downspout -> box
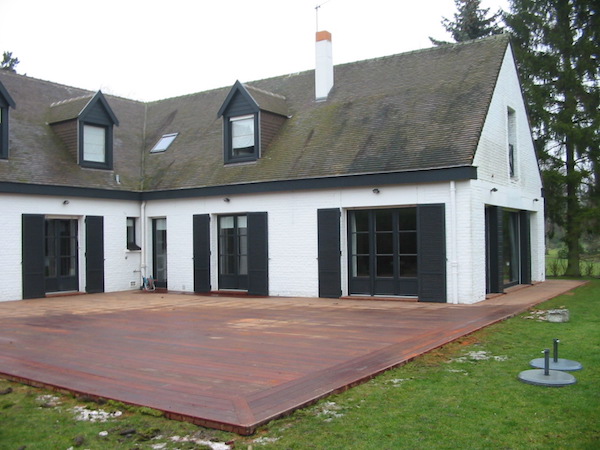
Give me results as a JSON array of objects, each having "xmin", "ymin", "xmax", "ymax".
[
  {"xmin": 449, "ymin": 181, "xmax": 459, "ymax": 304},
  {"xmin": 140, "ymin": 200, "xmax": 147, "ymax": 282}
]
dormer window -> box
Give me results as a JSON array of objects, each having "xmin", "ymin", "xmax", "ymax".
[
  {"xmin": 218, "ymin": 81, "xmax": 288, "ymax": 165},
  {"xmin": 0, "ymin": 80, "xmax": 16, "ymax": 160},
  {"xmin": 0, "ymin": 104, "xmax": 8, "ymax": 160},
  {"xmin": 49, "ymin": 91, "xmax": 118, "ymax": 170},
  {"xmin": 231, "ymin": 115, "xmax": 256, "ymax": 158}
]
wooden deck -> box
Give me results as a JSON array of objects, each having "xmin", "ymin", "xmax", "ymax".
[{"xmin": 0, "ymin": 280, "xmax": 584, "ymax": 435}]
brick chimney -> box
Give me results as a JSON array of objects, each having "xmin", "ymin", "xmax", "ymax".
[{"xmin": 315, "ymin": 30, "xmax": 333, "ymax": 101}]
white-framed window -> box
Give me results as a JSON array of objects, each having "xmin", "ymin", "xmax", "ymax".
[{"xmin": 83, "ymin": 124, "xmax": 106, "ymax": 163}]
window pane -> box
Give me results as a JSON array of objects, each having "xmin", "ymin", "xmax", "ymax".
[
  {"xmin": 239, "ymin": 255, "xmax": 248, "ymax": 275},
  {"xmin": 377, "ymin": 256, "xmax": 393, "ymax": 277},
  {"xmin": 399, "ymin": 231, "xmax": 417, "ymax": 254},
  {"xmin": 399, "ymin": 256, "xmax": 418, "ymax": 277},
  {"xmin": 83, "ymin": 125, "xmax": 106, "ymax": 162},
  {"xmin": 237, "ymin": 215, "xmax": 247, "ymax": 229},
  {"xmin": 151, "ymin": 133, "xmax": 178, "ymax": 153},
  {"xmin": 376, "ymin": 232, "xmax": 393, "ymax": 255},
  {"xmin": 398, "ymin": 208, "xmax": 417, "ymax": 230},
  {"xmin": 232, "ymin": 117, "xmax": 254, "ymax": 155},
  {"xmin": 220, "ymin": 216, "xmax": 234, "ymax": 229},
  {"xmin": 352, "ymin": 255, "xmax": 370, "ymax": 277},
  {"xmin": 355, "ymin": 233, "xmax": 370, "ymax": 254},
  {"xmin": 375, "ymin": 210, "xmax": 393, "ymax": 231},
  {"xmin": 351, "ymin": 211, "xmax": 369, "ymax": 232}
]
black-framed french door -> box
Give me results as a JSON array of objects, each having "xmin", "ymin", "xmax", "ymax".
[
  {"xmin": 218, "ymin": 215, "xmax": 248, "ymax": 290},
  {"xmin": 486, "ymin": 206, "xmax": 532, "ymax": 293},
  {"xmin": 44, "ymin": 219, "xmax": 79, "ymax": 293},
  {"xmin": 152, "ymin": 218, "xmax": 167, "ymax": 288},
  {"xmin": 348, "ymin": 208, "xmax": 418, "ymax": 296}
]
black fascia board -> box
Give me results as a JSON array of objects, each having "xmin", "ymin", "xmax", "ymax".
[
  {"xmin": 0, "ymin": 182, "xmax": 141, "ymax": 200},
  {"xmin": 141, "ymin": 166, "xmax": 478, "ymax": 200},
  {"xmin": 0, "ymin": 166, "xmax": 477, "ymax": 202}
]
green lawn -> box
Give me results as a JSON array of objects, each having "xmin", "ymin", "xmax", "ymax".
[{"xmin": 1, "ymin": 280, "xmax": 599, "ymax": 449}]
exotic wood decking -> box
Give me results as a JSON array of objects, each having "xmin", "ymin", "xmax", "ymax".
[{"xmin": 0, "ymin": 280, "xmax": 584, "ymax": 435}]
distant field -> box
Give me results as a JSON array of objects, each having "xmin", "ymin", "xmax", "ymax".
[{"xmin": 546, "ymin": 248, "xmax": 600, "ymax": 277}]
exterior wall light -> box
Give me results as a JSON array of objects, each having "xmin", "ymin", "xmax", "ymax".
[
  {"xmin": 372, "ymin": 188, "xmax": 380, "ymax": 194},
  {"xmin": 224, "ymin": 197, "xmax": 230, "ymax": 202},
  {"xmin": 63, "ymin": 200, "xmax": 70, "ymax": 205},
  {"xmin": 490, "ymin": 187, "xmax": 498, "ymax": 192}
]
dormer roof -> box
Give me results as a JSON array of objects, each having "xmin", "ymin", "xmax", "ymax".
[
  {"xmin": 48, "ymin": 91, "xmax": 119, "ymax": 125},
  {"xmin": 0, "ymin": 80, "xmax": 16, "ymax": 108},
  {"xmin": 217, "ymin": 80, "xmax": 288, "ymax": 118}
]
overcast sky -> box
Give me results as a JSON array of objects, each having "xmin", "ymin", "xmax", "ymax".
[{"xmin": 1, "ymin": 0, "xmax": 509, "ymax": 102}]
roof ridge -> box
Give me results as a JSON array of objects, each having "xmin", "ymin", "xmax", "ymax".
[
  {"xmin": 49, "ymin": 94, "xmax": 94, "ymax": 108},
  {"xmin": 244, "ymin": 83, "xmax": 286, "ymax": 101},
  {"xmin": 334, "ymin": 33, "xmax": 510, "ymax": 70}
]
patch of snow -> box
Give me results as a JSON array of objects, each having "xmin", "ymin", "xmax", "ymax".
[
  {"xmin": 71, "ymin": 406, "xmax": 122, "ymax": 422},
  {"xmin": 447, "ymin": 369, "xmax": 469, "ymax": 375},
  {"xmin": 523, "ymin": 310, "xmax": 548, "ymax": 321},
  {"xmin": 98, "ymin": 431, "xmax": 109, "ymax": 437},
  {"xmin": 170, "ymin": 435, "xmax": 230, "ymax": 450},
  {"xmin": 450, "ymin": 350, "xmax": 508, "ymax": 363},
  {"xmin": 315, "ymin": 401, "xmax": 345, "ymax": 422},
  {"xmin": 36, "ymin": 395, "xmax": 61, "ymax": 407},
  {"xmin": 253, "ymin": 436, "xmax": 281, "ymax": 444},
  {"xmin": 389, "ymin": 378, "xmax": 410, "ymax": 385},
  {"xmin": 151, "ymin": 444, "xmax": 167, "ymax": 450}
]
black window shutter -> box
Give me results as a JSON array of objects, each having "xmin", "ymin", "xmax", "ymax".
[
  {"xmin": 193, "ymin": 214, "xmax": 211, "ymax": 293},
  {"xmin": 317, "ymin": 208, "xmax": 341, "ymax": 298},
  {"xmin": 417, "ymin": 204, "xmax": 447, "ymax": 303},
  {"xmin": 519, "ymin": 210, "xmax": 531, "ymax": 284},
  {"xmin": 486, "ymin": 206, "xmax": 503, "ymax": 293},
  {"xmin": 247, "ymin": 212, "xmax": 268, "ymax": 296},
  {"xmin": 22, "ymin": 214, "xmax": 45, "ymax": 299},
  {"xmin": 85, "ymin": 216, "xmax": 105, "ymax": 293}
]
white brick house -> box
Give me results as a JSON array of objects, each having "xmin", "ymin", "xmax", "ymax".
[{"xmin": 0, "ymin": 34, "xmax": 544, "ymax": 304}]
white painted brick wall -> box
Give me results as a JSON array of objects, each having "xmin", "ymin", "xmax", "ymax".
[
  {"xmin": 472, "ymin": 45, "xmax": 545, "ymax": 294},
  {"xmin": 0, "ymin": 194, "xmax": 141, "ymax": 302}
]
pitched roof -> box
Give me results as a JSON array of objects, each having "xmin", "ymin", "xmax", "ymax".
[
  {"xmin": 143, "ymin": 35, "xmax": 509, "ymax": 191},
  {"xmin": 0, "ymin": 72, "xmax": 144, "ymax": 191},
  {"xmin": 0, "ymin": 35, "xmax": 510, "ymax": 193}
]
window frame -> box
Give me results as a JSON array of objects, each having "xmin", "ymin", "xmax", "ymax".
[
  {"xmin": 126, "ymin": 217, "xmax": 141, "ymax": 251},
  {"xmin": 224, "ymin": 113, "xmax": 259, "ymax": 164},
  {"xmin": 507, "ymin": 107, "xmax": 517, "ymax": 178},
  {"xmin": 79, "ymin": 121, "xmax": 113, "ymax": 170}
]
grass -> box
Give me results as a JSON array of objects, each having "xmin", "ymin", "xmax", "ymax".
[
  {"xmin": 546, "ymin": 248, "xmax": 600, "ymax": 277},
  {"xmin": 1, "ymin": 280, "xmax": 599, "ymax": 449}
]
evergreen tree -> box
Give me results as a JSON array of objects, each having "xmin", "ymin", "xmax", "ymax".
[
  {"xmin": 1, "ymin": 51, "xmax": 20, "ymax": 73},
  {"xmin": 506, "ymin": 0, "xmax": 600, "ymax": 276},
  {"xmin": 430, "ymin": 0, "xmax": 503, "ymax": 45}
]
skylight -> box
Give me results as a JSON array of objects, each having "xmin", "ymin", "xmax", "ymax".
[{"xmin": 151, "ymin": 132, "xmax": 178, "ymax": 153}]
